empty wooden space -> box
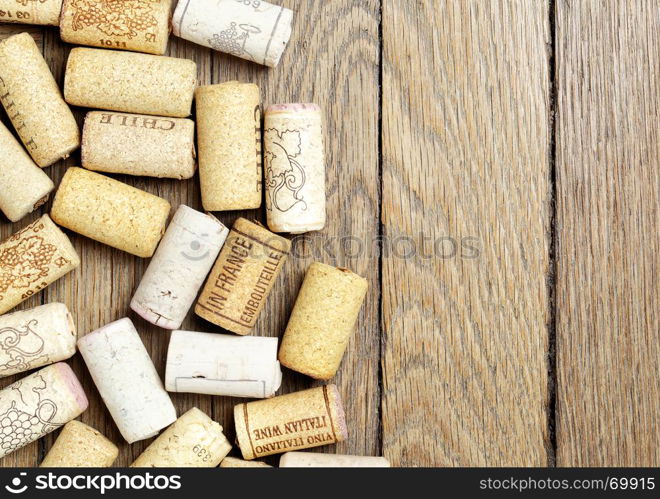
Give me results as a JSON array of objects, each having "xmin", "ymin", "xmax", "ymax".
[{"xmin": 0, "ymin": 0, "xmax": 657, "ymax": 467}]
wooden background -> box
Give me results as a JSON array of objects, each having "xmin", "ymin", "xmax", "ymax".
[{"xmin": 0, "ymin": 0, "xmax": 657, "ymax": 467}]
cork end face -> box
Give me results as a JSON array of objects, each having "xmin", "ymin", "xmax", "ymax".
[
  {"xmin": 60, "ymin": 303, "xmax": 78, "ymax": 349},
  {"xmin": 130, "ymin": 299, "xmax": 180, "ymax": 330},
  {"xmin": 233, "ymin": 217, "xmax": 292, "ymax": 253},
  {"xmin": 52, "ymin": 362, "xmax": 89, "ymax": 414},
  {"xmin": 233, "ymin": 403, "xmax": 253, "ymax": 460},
  {"xmin": 327, "ymin": 384, "xmax": 348, "ymax": 442},
  {"xmin": 79, "ymin": 317, "xmax": 135, "ymax": 347},
  {"xmin": 0, "ymin": 32, "xmax": 35, "ymax": 51},
  {"xmin": 265, "ymin": 8, "xmax": 294, "ymax": 68}
]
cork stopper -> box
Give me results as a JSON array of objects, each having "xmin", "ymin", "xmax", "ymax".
[
  {"xmin": 0, "ymin": 33, "xmax": 80, "ymax": 167},
  {"xmin": 60, "ymin": 0, "xmax": 171, "ymax": 55},
  {"xmin": 0, "ymin": 215, "xmax": 80, "ymax": 315},
  {"xmin": 233, "ymin": 385, "xmax": 348, "ymax": 460},
  {"xmin": 40, "ymin": 420, "xmax": 118, "ymax": 468},
  {"xmin": 64, "ymin": 48, "xmax": 197, "ymax": 118},
  {"xmin": 195, "ymin": 218, "xmax": 291, "ymax": 335},
  {"xmin": 196, "ymin": 82, "xmax": 262, "ymax": 211},
  {"xmin": 278, "ymin": 262, "xmax": 368, "ymax": 379},
  {"xmin": 51, "ymin": 167, "xmax": 171, "ymax": 258}
]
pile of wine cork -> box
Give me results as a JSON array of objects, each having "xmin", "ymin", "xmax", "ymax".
[{"xmin": 0, "ymin": 0, "xmax": 389, "ymax": 469}]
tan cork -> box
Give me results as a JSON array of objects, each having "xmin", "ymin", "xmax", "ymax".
[
  {"xmin": 51, "ymin": 167, "xmax": 171, "ymax": 258},
  {"xmin": 64, "ymin": 47, "xmax": 197, "ymax": 118},
  {"xmin": 0, "ymin": 215, "xmax": 80, "ymax": 315},
  {"xmin": 234, "ymin": 385, "xmax": 348, "ymax": 460},
  {"xmin": 0, "ymin": 33, "xmax": 80, "ymax": 167},
  {"xmin": 60, "ymin": 0, "xmax": 171, "ymax": 55},
  {"xmin": 40, "ymin": 420, "xmax": 118, "ymax": 467},
  {"xmin": 195, "ymin": 218, "xmax": 290, "ymax": 335},
  {"xmin": 196, "ymin": 82, "xmax": 262, "ymax": 211},
  {"xmin": 0, "ymin": 121, "xmax": 54, "ymax": 222},
  {"xmin": 278, "ymin": 263, "xmax": 368, "ymax": 380},
  {"xmin": 131, "ymin": 408, "xmax": 231, "ymax": 467},
  {"xmin": 265, "ymin": 104, "xmax": 326, "ymax": 233},
  {"xmin": 81, "ymin": 111, "xmax": 196, "ymax": 179},
  {"xmin": 0, "ymin": 0, "xmax": 63, "ymax": 26}
]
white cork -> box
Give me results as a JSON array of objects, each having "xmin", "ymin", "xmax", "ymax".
[
  {"xmin": 279, "ymin": 452, "xmax": 391, "ymax": 468},
  {"xmin": 131, "ymin": 205, "xmax": 228, "ymax": 330},
  {"xmin": 0, "ymin": 303, "xmax": 76, "ymax": 379},
  {"xmin": 0, "ymin": 121, "xmax": 54, "ymax": 222},
  {"xmin": 131, "ymin": 407, "xmax": 231, "ymax": 467},
  {"xmin": 172, "ymin": 0, "xmax": 293, "ymax": 68},
  {"xmin": 165, "ymin": 330, "xmax": 282, "ymax": 399},
  {"xmin": 265, "ymin": 104, "xmax": 326, "ymax": 233},
  {"xmin": 0, "ymin": 363, "xmax": 88, "ymax": 459},
  {"xmin": 77, "ymin": 318, "xmax": 176, "ymax": 444}
]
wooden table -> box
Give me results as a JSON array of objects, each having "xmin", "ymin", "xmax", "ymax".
[{"xmin": 0, "ymin": 0, "xmax": 657, "ymax": 467}]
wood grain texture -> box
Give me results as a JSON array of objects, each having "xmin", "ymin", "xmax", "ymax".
[
  {"xmin": 381, "ymin": 0, "xmax": 552, "ymax": 466},
  {"xmin": 555, "ymin": 0, "xmax": 659, "ymax": 466},
  {"xmin": 0, "ymin": 0, "xmax": 380, "ymax": 467}
]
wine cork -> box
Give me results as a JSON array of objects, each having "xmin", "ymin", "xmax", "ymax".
[
  {"xmin": 40, "ymin": 420, "xmax": 118, "ymax": 467},
  {"xmin": 280, "ymin": 452, "xmax": 391, "ymax": 468},
  {"xmin": 60, "ymin": 0, "xmax": 171, "ymax": 55},
  {"xmin": 196, "ymin": 82, "xmax": 261, "ymax": 211},
  {"xmin": 0, "ymin": 303, "xmax": 76, "ymax": 379},
  {"xmin": 265, "ymin": 104, "xmax": 326, "ymax": 233},
  {"xmin": 0, "ymin": 33, "xmax": 80, "ymax": 167},
  {"xmin": 165, "ymin": 330, "xmax": 282, "ymax": 398},
  {"xmin": 0, "ymin": 215, "xmax": 80, "ymax": 315},
  {"xmin": 81, "ymin": 111, "xmax": 196, "ymax": 179},
  {"xmin": 172, "ymin": 0, "xmax": 293, "ymax": 68},
  {"xmin": 279, "ymin": 263, "xmax": 368, "ymax": 380},
  {"xmin": 0, "ymin": 363, "xmax": 88, "ymax": 459},
  {"xmin": 131, "ymin": 206, "xmax": 228, "ymax": 330},
  {"xmin": 51, "ymin": 167, "xmax": 171, "ymax": 258},
  {"xmin": 195, "ymin": 218, "xmax": 290, "ymax": 335},
  {"xmin": 0, "ymin": 121, "xmax": 54, "ymax": 222},
  {"xmin": 220, "ymin": 457, "xmax": 271, "ymax": 468},
  {"xmin": 0, "ymin": 0, "xmax": 63, "ymax": 25},
  {"xmin": 77, "ymin": 318, "xmax": 176, "ymax": 443},
  {"xmin": 64, "ymin": 48, "xmax": 197, "ymax": 118},
  {"xmin": 234, "ymin": 385, "xmax": 347, "ymax": 460},
  {"xmin": 131, "ymin": 408, "xmax": 231, "ymax": 467}
]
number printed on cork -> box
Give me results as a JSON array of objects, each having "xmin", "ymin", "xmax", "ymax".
[{"xmin": 0, "ymin": 0, "xmax": 64, "ymax": 26}]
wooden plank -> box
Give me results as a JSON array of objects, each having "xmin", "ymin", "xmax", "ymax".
[
  {"xmin": 555, "ymin": 0, "xmax": 659, "ymax": 466},
  {"xmin": 1, "ymin": 0, "xmax": 381, "ymax": 466},
  {"xmin": 208, "ymin": 0, "xmax": 382, "ymax": 460},
  {"xmin": 381, "ymin": 0, "xmax": 552, "ymax": 466}
]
